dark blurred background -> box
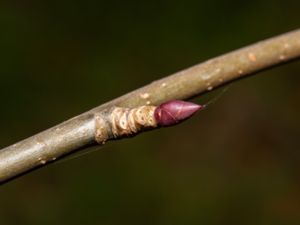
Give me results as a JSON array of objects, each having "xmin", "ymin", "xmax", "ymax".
[{"xmin": 1, "ymin": 0, "xmax": 300, "ymax": 224}]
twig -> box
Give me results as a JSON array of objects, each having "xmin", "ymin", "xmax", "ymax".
[{"xmin": 1, "ymin": 29, "xmax": 300, "ymax": 184}]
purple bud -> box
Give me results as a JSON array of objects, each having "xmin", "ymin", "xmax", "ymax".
[{"xmin": 154, "ymin": 100, "xmax": 203, "ymax": 127}]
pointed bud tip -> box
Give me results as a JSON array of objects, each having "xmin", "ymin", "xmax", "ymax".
[{"xmin": 154, "ymin": 100, "xmax": 204, "ymax": 127}]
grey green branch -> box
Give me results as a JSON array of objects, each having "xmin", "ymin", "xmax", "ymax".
[{"xmin": 1, "ymin": 29, "xmax": 300, "ymax": 184}]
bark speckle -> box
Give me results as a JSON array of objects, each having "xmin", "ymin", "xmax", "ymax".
[
  {"xmin": 140, "ymin": 93, "xmax": 150, "ymax": 99},
  {"xmin": 201, "ymin": 74, "xmax": 211, "ymax": 80},
  {"xmin": 38, "ymin": 157, "xmax": 46, "ymax": 165},
  {"xmin": 279, "ymin": 55, "xmax": 286, "ymax": 61},
  {"xmin": 248, "ymin": 52, "xmax": 257, "ymax": 62}
]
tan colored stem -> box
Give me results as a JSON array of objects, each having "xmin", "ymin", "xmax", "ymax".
[
  {"xmin": 1, "ymin": 29, "xmax": 300, "ymax": 184},
  {"xmin": 95, "ymin": 106, "xmax": 157, "ymax": 144}
]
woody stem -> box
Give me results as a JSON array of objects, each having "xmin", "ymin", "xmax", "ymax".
[{"xmin": 1, "ymin": 29, "xmax": 300, "ymax": 184}]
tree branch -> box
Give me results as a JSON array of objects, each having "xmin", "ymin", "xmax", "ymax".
[{"xmin": 1, "ymin": 29, "xmax": 300, "ymax": 184}]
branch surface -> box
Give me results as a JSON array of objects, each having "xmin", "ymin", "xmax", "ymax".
[{"xmin": 1, "ymin": 29, "xmax": 300, "ymax": 183}]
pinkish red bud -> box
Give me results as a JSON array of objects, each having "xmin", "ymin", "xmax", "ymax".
[{"xmin": 154, "ymin": 100, "xmax": 203, "ymax": 127}]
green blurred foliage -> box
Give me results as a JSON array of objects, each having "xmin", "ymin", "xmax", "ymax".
[{"xmin": 1, "ymin": 0, "xmax": 300, "ymax": 224}]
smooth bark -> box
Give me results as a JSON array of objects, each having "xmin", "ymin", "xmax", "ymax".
[{"xmin": 1, "ymin": 29, "xmax": 300, "ymax": 184}]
